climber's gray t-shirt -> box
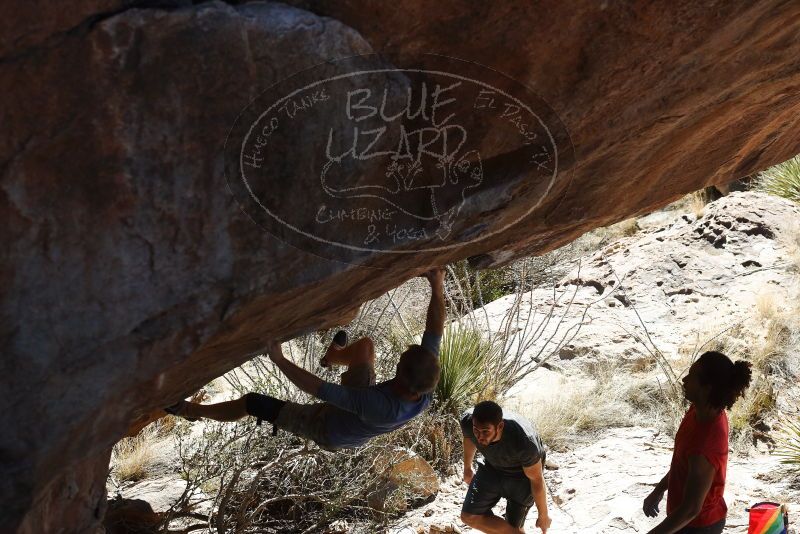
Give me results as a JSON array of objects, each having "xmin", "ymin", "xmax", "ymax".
[
  {"xmin": 316, "ymin": 331, "xmax": 441, "ymax": 448},
  {"xmin": 460, "ymin": 408, "xmax": 545, "ymax": 475}
]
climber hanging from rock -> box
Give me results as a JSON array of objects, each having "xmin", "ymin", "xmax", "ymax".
[{"xmin": 165, "ymin": 268, "xmax": 445, "ymax": 450}]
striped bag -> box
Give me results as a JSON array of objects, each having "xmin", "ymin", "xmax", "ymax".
[{"xmin": 748, "ymin": 502, "xmax": 789, "ymax": 534}]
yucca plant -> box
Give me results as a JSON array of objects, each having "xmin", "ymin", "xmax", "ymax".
[
  {"xmin": 434, "ymin": 322, "xmax": 503, "ymax": 414},
  {"xmin": 757, "ymin": 155, "xmax": 800, "ymax": 204},
  {"xmin": 775, "ymin": 417, "xmax": 800, "ymax": 467}
]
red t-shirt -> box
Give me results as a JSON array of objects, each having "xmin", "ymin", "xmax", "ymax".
[{"xmin": 667, "ymin": 405, "xmax": 729, "ymax": 527}]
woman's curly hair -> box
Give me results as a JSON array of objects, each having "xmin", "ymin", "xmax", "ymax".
[{"xmin": 696, "ymin": 351, "xmax": 752, "ymax": 410}]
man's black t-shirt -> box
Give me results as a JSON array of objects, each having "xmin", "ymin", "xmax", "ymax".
[{"xmin": 460, "ymin": 408, "xmax": 545, "ymax": 475}]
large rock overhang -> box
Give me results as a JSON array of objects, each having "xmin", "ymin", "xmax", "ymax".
[{"xmin": 1, "ymin": 1, "xmax": 799, "ymax": 531}]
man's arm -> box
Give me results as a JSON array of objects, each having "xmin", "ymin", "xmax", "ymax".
[
  {"xmin": 646, "ymin": 456, "xmax": 715, "ymax": 534},
  {"xmin": 523, "ymin": 460, "xmax": 551, "ymax": 533},
  {"xmin": 463, "ymin": 437, "xmax": 477, "ymax": 484},
  {"xmin": 266, "ymin": 341, "xmax": 323, "ymax": 397},
  {"xmin": 422, "ymin": 268, "xmax": 445, "ymax": 336}
]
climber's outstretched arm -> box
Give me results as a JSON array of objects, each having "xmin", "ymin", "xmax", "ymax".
[
  {"xmin": 422, "ymin": 268, "xmax": 446, "ymax": 336},
  {"xmin": 266, "ymin": 340, "xmax": 323, "ymax": 396}
]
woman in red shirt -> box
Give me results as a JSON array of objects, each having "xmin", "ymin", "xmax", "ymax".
[{"xmin": 643, "ymin": 351, "xmax": 752, "ymax": 534}]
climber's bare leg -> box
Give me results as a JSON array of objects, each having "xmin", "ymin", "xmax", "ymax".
[{"xmin": 322, "ymin": 337, "xmax": 375, "ymax": 368}]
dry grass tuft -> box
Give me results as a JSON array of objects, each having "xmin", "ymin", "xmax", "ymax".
[
  {"xmin": 779, "ymin": 221, "xmax": 800, "ymax": 273},
  {"xmin": 751, "ymin": 292, "xmax": 799, "ymax": 378},
  {"xmin": 666, "ymin": 190, "xmax": 708, "ymax": 218},
  {"xmin": 612, "ymin": 218, "xmax": 640, "ymax": 237},
  {"xmin": 593, "ymin": 218, "xmax": 640, "ymax": 244},
  {"xmin": 689, "ymin": 191, "xmax": 707, "ymax": 218},
  {"xmin": 623, "ymin": 358, "xmax": 692, "ymax": 437},
  {"xmin": 730, "ymin": 380, "xmax": 776, "ymax": 433},
  {"xmin": 756, "ymin": 292, "xmax": 779, "ymax": 321},
  {"xmin": 157, "ymin": 414, "xmax": 178, "ymax": 435},
  {"xmin": 111, "ymin": 424, "xmax": 160, "ymax": 483},
  {"xmin": 517, "ymin": 366, "xmax": 637, "ymax": 450}
]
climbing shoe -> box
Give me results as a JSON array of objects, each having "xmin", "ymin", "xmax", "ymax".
[
  {"xmin": 320, "ymin": 330, "xmax": 348, "ymax": 368},
  {"xmin": 332, "ymin": 330, "xmax": 348, "ymax": 348}
]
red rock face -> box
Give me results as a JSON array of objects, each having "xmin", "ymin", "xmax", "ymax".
[{"xmin": 1, "ymin": 1, "xmax": 799, "ymax": 531}]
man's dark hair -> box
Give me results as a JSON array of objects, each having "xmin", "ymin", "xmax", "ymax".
[
  {"xmin": 696, "ymin": 351, "xmax": 752, "ymax": 410},
  {"xmin": 473, "ymin": 400, "xmax": 503, "ymax": 425},
  {"xmin": 397, "ymin": 345, "xmax": 441, "ymax": 394}
]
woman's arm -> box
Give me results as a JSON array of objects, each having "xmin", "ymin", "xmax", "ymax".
[
  {"xmin": 646, "ymin": 455, "xmax": 716, "ymax": 534},
  {"xmin": 643, "ymin": 471, "xmax": 669, "ymax": 517}
]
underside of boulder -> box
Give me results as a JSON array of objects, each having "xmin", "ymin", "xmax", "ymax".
[{"xmin": 2, "ymin": 1, "xmax": 799, "ymax": 531}]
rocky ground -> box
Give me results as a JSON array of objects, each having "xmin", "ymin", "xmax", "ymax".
[
  {"xmin": 394, "ymin": 427, "xmax": 799, "ymax": 533},
  {"xmin": 110, "ymin": 192, "xmax": 800, "ymax": 533}
]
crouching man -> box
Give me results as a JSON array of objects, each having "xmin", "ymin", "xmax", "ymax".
[{"xmin": 460, "ymin": 401, "xmax": 551, "ymax": 534}]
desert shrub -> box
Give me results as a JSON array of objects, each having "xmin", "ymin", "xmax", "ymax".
[
  {"xmin": 110, "ymin": 424, "xmax": 160, "ymax": 483},
  {"xmin": 757, "ymin": 154, "xmax": 800, "ymax": 204},
  {"xmin": 730, "ymin": 379, "xmax": 776, "ymax": 433},
  {"xmin": 455, "ymin": 258, "xmax": 600, "ymax": 398},
  {"xmin": 621, "ymin": 374, "xmax": 685, "ymax": 436},
  {"xmin": 584, "ymin": 358, "xmax": 688, "ymax": 436},
  {"xmin": 447, "ymin": 260, "xmax": 515, "ymax": 312},
  {"xmin": 162, "ymin": 409, "xmax": 463, "ymax": 533},
  {"xmin": 752, "ymin": 313, "xmax": 796, "ymax": 378}
]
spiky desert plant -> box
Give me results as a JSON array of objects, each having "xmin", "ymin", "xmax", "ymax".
[
  {"xmin": 775, "ymin": 417, "xmax": 800, "ymax": 467},
  {"xmin": 757, "ymin": 155, "xmax": 800, "ymax": 204},
  {"xmin": 435, "ymin": 322, "xmax": 502, "ymax": 414}
]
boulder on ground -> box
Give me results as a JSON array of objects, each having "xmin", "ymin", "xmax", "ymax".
[{"xmin": 367, "ymin": 448, "xmax": 439, "ymax": 512}]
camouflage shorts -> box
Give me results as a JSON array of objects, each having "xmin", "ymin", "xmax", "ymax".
[{"xmin": 274, "ymin": 363, "xmax": 375, "ymax": 450}]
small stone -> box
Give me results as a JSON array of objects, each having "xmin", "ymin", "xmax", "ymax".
[{"xmin": 544, "ymin": 459, "xmax": 560, "ymax": 470}]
